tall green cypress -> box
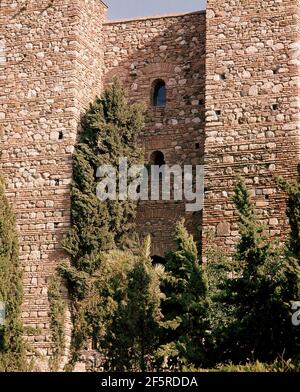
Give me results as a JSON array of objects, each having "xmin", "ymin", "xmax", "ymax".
[
  {"xmin": 160, "ymin": 219, "xmax": 209, "ymax": 368},
  {"xmin": 63, "ymin": 79, "xmax": 145, "ymax": 274},
  {"xmin": 0, "ymin": 177, "xmax": 27, "ymax": 371},
  {"xmin": 114, "ymin": 236, "xmax": 162, "ymax": 371},
  {"xmin": 61, "ymin": 79, "xmax": 146, "ymax": 361},
  {"xmin": 220, "ymin": 178, "xmax": 299, "ymax": 362}
]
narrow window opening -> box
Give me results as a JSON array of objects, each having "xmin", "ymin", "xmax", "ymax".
[
  {"xmin": 58, "ymin": 131, "xmax": 64, "ymax": 140},
  {"xmin": 152, "ymin": 79, "xmax": 166, "ymax": 107},
  {"xmin": 149, "ymin": 150, "xmax": 165, "ymax": 167}
]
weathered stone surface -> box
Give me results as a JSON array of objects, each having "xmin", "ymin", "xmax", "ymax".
[
  {"xmin": 0, "ymin": 0, "xmax": 107, "ymax": 370},
  {"xmin": 0, "ymin": 0, "xmax": 299, "ymax": 369},
  {"xmin": 216, "ymin": 221, "xmax": 231, "ymax": 237},
  {"xmin": 104, "ymin": 12, "xmax": 205, "ymax": 257},
  {"xmin": 203, "ymin": 0, "xmax": 300, "ymax": 254}
]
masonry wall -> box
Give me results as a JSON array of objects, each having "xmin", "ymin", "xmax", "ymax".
[
  {"xmin": 1, "ymin": 0, "xmax": 300, "ymax": 371},
  {"xmin": 203, "ymin": 0, "xmax": 300, "ymax": 254},
  {"xmin": 0, "ymin": 0, "xmax": 106, "ymax": 370},
  {"xmin": 103, "ymin": 12, "xmax": 206, "ymax": 257}
]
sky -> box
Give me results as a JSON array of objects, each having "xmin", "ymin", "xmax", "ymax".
[{"xmin": 106, "ymin": 0, "xmax": 207, "ymax": 20}]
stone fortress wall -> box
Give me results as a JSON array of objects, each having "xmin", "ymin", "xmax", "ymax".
[
  {"xmin": 103, "ymin": 11, "xmax": 206, "ymax": 257},
  {"xmin": 0, "ymin": 0, "xmax": 107, "ymax": 370},
  {"xmin": 0, "ymin": 0, "xmax": 299, "ymax": 369},
  {"xmin": 203, "ymin": 0, "xmax": 300, "ymax": 255}
]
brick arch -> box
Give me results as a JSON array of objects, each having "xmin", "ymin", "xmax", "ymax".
[
  {"xmin": 149, "ymin": 149, "xmax": 166, "ymax": 166},
  {"xmin": 103, "ymin": 66, "xmax": 127, "ymax": 84},
  {"xmin": 142, "ymin": 62, "xmax": 175, "ymax": 77},
  {"xmin": 145, "ymin": 137, "xmax": 171, "ymax": 150}
]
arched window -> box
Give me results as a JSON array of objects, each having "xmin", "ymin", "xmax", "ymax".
[
  {"xmin": 152, "ymin": 79, "xmax": 166, "ymax": 107},
  {"xmin": 149, "ymin": 150, "xmax": 165, "ymax": 167}
]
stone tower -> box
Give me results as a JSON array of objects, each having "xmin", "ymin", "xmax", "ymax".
[
  {"xmin": 203, "ymin": 0, "xmax": 300, "ymax": 254},
  {"xmin": 103, "ymin": 11, "xmax": 206, "ymax": 258},
  {"xmin": 0, "ymin": 0, "xmax": 107, "ymax": 369},
  {"xmin": 0, "ymin": 0, "xmax": 300, "ymax": 370}
]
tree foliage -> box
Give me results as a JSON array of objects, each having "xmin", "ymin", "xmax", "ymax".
[
  {"xmin": 59, "ymin": 78, "xmax": 300, "ymax": 370},
  {"xmin": 216, "ymin": 178, "xmax": 300, "ymax": 362},
  {"xmin": 0, "ymin": 177, "xmax": 27, "ymax": 371},
  {"xmin": 100, "ymin": 237, "xmax": 162, "ymax": 371},
  {"xmin": 48, "ymin": 274, "xmax": 66, "ymax": 371},
  {"xmin": 159, "ymin": 219, "xmax": 209, "ymax": 368},
  {"xmin": 61, "ymin": 80, "xmax": 163, "ymax": 369},
  {"xmin": 63, "ymin": 79, "xmax": 144, "ymax": 274}
]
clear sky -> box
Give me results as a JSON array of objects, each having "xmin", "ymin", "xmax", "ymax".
[{"xmin": 106, "ymin": 0, "xmax": 207, "ymax": 20}]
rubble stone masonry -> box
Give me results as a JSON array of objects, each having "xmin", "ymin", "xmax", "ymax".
[
  {"xmin": 103, "ymin": 12, "xmax": 206, "ymax": 257},
  {"xmin": 0, "ymin": 0, "xmax": 299, "ymax": 369},
  {"xmin": 0, "ymin": 0, "xmax": 107, "ymax": 369},
  {"xmin": 204, "ymin": 0, "xmax": 300, "ymax": 253}
]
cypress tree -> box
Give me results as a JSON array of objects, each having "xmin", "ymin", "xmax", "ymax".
[
  {"xmin": 113, "ymin": 236, "xmax": 162, "ymax": 371},
  {"xmin": 220, "ymin": 178, "xmax": 299, "ymax": 362},
  {"xmin": 0, "ymin": 177, "xmax": 27, "ymax": 371},
  {"xmin": 160, "ymin": 219, "xmax": 209, "ymax": 368},
  {"xmin": 61, "ymin": 79, "xmax": 146, "ymax": 361},
  {"xmin": 63, "ymin": 79, "xmax": 144, "ymax": 273}
]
